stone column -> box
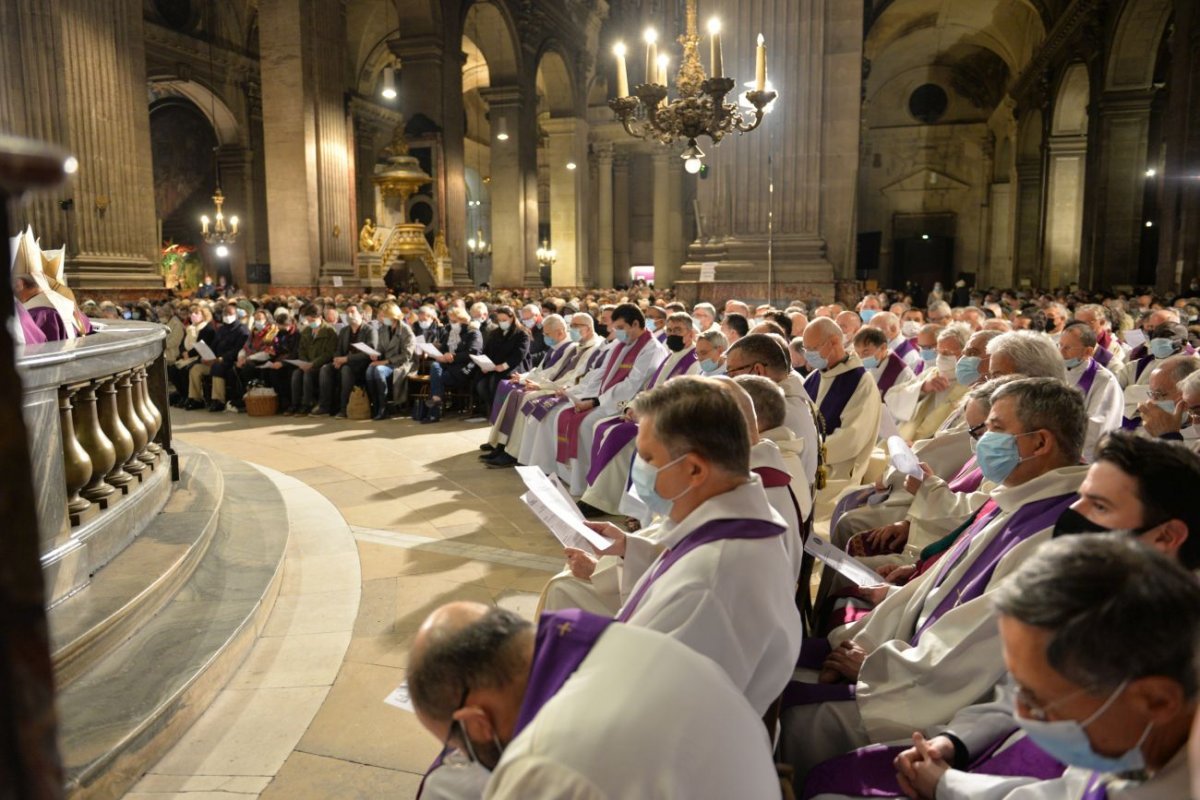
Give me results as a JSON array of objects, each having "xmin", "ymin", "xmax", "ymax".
[
  {"xmin": 595, "ymin": 142, "xmax": 614, "ymax": 289},
  {"xmin": 1084, "ymin": 90, "xmax": 1153, "ymax": 289},
  {"xmin": 544, "ymin": 117, "xmax": 589, "ymax": 286},
  {"xmin": 613, "ymin": 152, "xmax": 630, "ymax": 283},
  {"xmin": 259, "ymin": 0, "xmax": 353, "ymax": 288},
  {"xmin": 217, "ymin": 145, "xmax": 254, "ymax": 288},
  {"xmin": 393, "ymin": 35, "xmax": 471, "ymax": 287},
  {"xmin": 1156, "ymin": 0, "xmax": 1200, "ymax": 293},
  {"xmin": 1042, "ymin": 135, "xmax": 1087, "ymax": 289},
  {"xmin": 1013, "ymin": 157, "xmax": 1044, "ymax": 287},
  {"xmin": 653, "ymin": 150, "xmax": 672, "ymax": 287},
  {"xmin": 0, "ymin": 0, "xmax": 160, "ymax": 288},
  {"xmin": 480, "ymin": 86, "xmax": 539, "ymax": 287},
  {"xmin": 668, "ymin": 158, "xmax": 686, "ymax": 279}
]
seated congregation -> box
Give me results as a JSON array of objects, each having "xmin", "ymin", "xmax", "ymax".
[{"xmin": 44, "ymin": 270, "xmax": 1200, "ymax": 798}]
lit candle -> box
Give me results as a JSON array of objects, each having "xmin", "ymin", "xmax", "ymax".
[
  {"xmin": 657, "ymin": 54, "xmax": 670, "ymax": 88},
  {"xmin": 613, "ymin": 42, "xmax": 629, "ymax": 97},
  {"xmin": 707, "ymin": 18, "xmax": 723, "ymax": 78},
  {"xmin": 644, "ymin": 28, "xmax": 658, "ymax": 84},
  {"xmin": 201, "ymin": 215, "xmax": 209, "ymax": 236},
  {"xmin": 230, "ymin": 215, "xmax": 239, "ymax": 236},
  {"xmin": 755, "ymin": 33, "xmax": 766, "ymax": 91}
]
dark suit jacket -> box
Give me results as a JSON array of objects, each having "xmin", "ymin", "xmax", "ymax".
[
  {"xmin": 211, "ymin": 322, "xmax": 248, "ymax": 364},
  {"xmin": 483, "ymin": 326, "xmax": 532, "ymax": 377},
  {"xmin": 335, "ymin": 322, "xmax": 381, "ymax": 368},
  {"xmin": 437, "ymin": 324, "xmax": 483, "ymax": 379}
]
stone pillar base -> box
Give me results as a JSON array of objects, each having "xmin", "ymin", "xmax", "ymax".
[
  {"xmin": 67, "ymin": 255, "xmax": 163, "ymax": 291},
  {"xmin": 674, "ymin": 279, "xmax": 836, "ymax": 307},
  {"xmin": 678, "ymin": 233, "xmax": 836, "ymax": 303}
]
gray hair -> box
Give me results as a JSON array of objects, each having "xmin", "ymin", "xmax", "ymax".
[
  {"xmin": 987, "ymin": 331, "xmax": 1068, "ymax": 382},
  {"xmin": 700, "ymin": 328, "xmax": 728, "ymax": 349},
  {"xmin": 694, "ymin": 302, "xmax": 717, "ymax": 317},
  {"xmin": 1180, "ymin": 369, "xmax": 1200, "ymax": 399},
  {"xmin": 733, "ymin": 375, "xmax": 787, "ymax": 431},
  {"xmin": 991, "ymin": 376, "xmax": 1086, "ymax": 464},
  {"xmin": 994, "ymin": 533, "xmax": 1200, "ymax": 700},
  {"xmin": 408, "ymin": 606, "xmax": 534, "ymax": 723},
  {"xmin": 632, "ymin": 376, "xmax": 750, "ymax": 475},
  {"xmin": 571, "ymin": 311, "xmax": 595, "ymax": 331},
  {"xmin": 965, "ymin": 374, "xmax": 1022, "ymax": 414},
  {"xmin": 1061, "ymin": 321, "xmax": 1097, "ymax": 348},
  {"xmin": 937, "ymin": 323, "xmax": 971, "ymax": 349},
  {"xmin": 542, "ymin": 313, "xmax": 566, "ymax": 334},
  {"xmin": 1155, "ymin": 355, "xmax": 1200, "ymax": 387},
  {"xmin": 928, "ymin": 300, "xmax": 952, "ymax": 318}
]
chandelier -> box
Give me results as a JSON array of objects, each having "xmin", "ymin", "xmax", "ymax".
[
  {"xmin": 200, "ymin": 188, "xmax": 239, "ymax": 255},
  {"xmin": 609, "ymin": 0, "xmax": 776, "ymax": 173},
  {"xmin": 536, "ymin": 239, "xmax": 557, "ymax": 268}
]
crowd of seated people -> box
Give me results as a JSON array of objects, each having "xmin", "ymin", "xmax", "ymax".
[{"xmin": 55, "ymin": 273, "xmax": 1200, "ymax": 798}]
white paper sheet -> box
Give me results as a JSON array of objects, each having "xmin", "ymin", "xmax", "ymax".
[
  {"xmin": 1123, "ymin": 329, "xmax": 1147, "ymax": 349},
  {"xmin": 247, "ymin": 351, "xmax": 270, "ymax": 362},
  {"xmin": 470, "ymin": 354, "xmax": 497, "ymax": 372},
  {"xmin": 884, "ymin": 379, "xmax": 922, "ymax": 423},
  {"xmin": 803, "ymin": 535, "xmax": 884, "ymax": 588},
  {"xmin": 416, "ymin": 341, "xmax": 443, "ymax": 359},
  {"xmin": 284, "ymin": 359, "xmax": 312, "ymax": 369},
  {"xmin": 515, "ymin": 466, "xmax": 614, "ymax": 551},
  {"xmin": 193, "ymin": 340, "xmax": 216, "ymax": 361},
  {"xmin": 352, "ymin": 341, "xmax": 382, "ymax": 358},
  {"xmin": 384, "ymin": 682, "xmax": 413, "ymax": 712},
  {"xmin": 887, "ymin": 435, "xmax": 923, "ymax": 478},
  {"xmin": 332, "ymin": 275, "xmax": 344, "ymax": 288}
]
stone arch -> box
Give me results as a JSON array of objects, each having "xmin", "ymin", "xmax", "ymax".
[
  {"xmin": 393, "ymin": 0, "xmax": 442, "ymax": 38},
  {"xmin": 1106, "ymin": 0, "xmax": 1173, "ymax": 92},
  {"xmin": 1051, "ymin": 62, "xmax": 1090, "ymax": 136},
  {"xmin": 147, "ymin": 77, "xmax": 241, "ymax": 146},
  {"xmin": 461, "ymin": 1, "xmax": 521, "ymax": 85},
  {"xmin": 535, "ymin": 47, "xmax": 577, "ymax": 118}
]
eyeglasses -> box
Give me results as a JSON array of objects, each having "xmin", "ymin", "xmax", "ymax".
[
  {"xmin": 725, "ymin": 361, "xmax": 763, "ymax": 376},
  {"xmin": 444, "ymin": 687, "xmax": 484, "ymax": 764},
  {"xmin": 967, "ymin": 422, "xmax": 987, "ymax": 440}
]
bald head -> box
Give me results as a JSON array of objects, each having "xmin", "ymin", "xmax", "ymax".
[
  {"xmin": 868, "ymin": 311, "xmax": 900, "ymax": 340},
  {"xmin": 835, "ymin": 310, "xmax": 862, "ymax": 339}
]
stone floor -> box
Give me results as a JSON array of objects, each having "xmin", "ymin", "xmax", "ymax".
[{"xmin": 127, "ymin": 409, "xmax": 566, "ymax": 799}]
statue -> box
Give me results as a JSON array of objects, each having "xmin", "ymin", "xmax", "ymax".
[{"xmin": 359, "ymin": 218, "xmax": 381, "ymax": 252}]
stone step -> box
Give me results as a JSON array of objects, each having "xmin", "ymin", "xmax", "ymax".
[
  {"xmin": 49, "ymin": 444, "xmax": 223, "ymax": 688},
  {"xmin": 57, "ymin": 451, "xmax": 290, "ymax": 799}
]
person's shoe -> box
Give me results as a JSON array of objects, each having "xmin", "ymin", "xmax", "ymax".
[
  {"xmin": 225, "ymin": 402, "xmax": 239, "ymax": 413},
  {"xmin": 334, "ymin": 411, "xmax": 347, "ymax": 419},
  {"xmin": 479, "ymin": 443, "xmax": 495, "ymax": 452},
  {"xmin": 419, "ymin": 415, "xmax": 439, "ymax": 425},
  {"xmin": 484, "ymin": 452, "xmax": 518, "ymax": 469},
  {"xmin": 168, "ymin": 392, "xmax": 181, "ymax": 407},
  {"xmin": 576, "ymin": 500, "xmax": 605, "ymax": 518},
  {"xmin": 184, "ymin": 398, "xmax": 205, "ymax": 410},
  {"xmin": 282, "ymin": 407, "xmax": 295, "ymax": 417},
  {"xmin": 294, "ymin": 404, "xmax": 311, "ymax": 416},
  {"xmin": 208, "ymin": 400, "xmax": 225, "ymax": 412},
  {"xmin": 479, "ymin": 444, "xmax": 504, "ymax": 460},
  {"xmin": 372, "ymin": 411, "xmax": 387, "ymax": 421},
  {"xmin": 308, "ymin": 407, "xmax": 329, "ymax": 417}
]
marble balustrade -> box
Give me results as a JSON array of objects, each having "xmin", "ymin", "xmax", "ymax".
[{"xmin": 17, "ymin": 321, "xmax": 177, "ymax": 606}]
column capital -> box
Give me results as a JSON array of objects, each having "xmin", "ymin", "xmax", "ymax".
[
  {"xmin": 388, "ymin": 34, "xmax": 443, "ymax": 65},
  {"xmin": 478, "ymin": 85, "xmax": 525, "ymax": 109},
  {"xmin": 1096, "ymin": 88, "xmax": 1158, "ymax": 114},
  {"xmin": 541, "ymin": 116, "xmax": 584, "ymax": 137},
  {"xmin": 592, "ymin": 140, "xmax": 614, "ymax": 162}
]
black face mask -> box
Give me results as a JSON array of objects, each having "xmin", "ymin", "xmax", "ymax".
[
  {"xmin": 1052, "ymin": 508, "xmax": 1111, "ymax": 538},
  {"xmin": 666, "ymin": 334, "xmax": 686, "ymax": 353},
  {"xmin": 595, "ymin": 323, "xmax": 609, "ymax": 338}
]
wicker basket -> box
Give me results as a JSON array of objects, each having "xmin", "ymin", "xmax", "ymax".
[{"xmin": 244, "ymin": 392, "xmax": 279, "ymax": 417}]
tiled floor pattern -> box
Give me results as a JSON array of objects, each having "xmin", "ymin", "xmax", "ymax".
[{"xmin": 128, "ymin": 411, "xmax": 567, "ymax": 798}]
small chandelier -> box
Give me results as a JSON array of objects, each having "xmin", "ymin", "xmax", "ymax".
[
  {"xmin": 609, "ymin": 0, "xmax": 776, "ymax": 172},
  {"xmin": 467, "ymin": 227, "xmax": 491, "ymax": 255},
  {"xmin": 200, "ymin": 187, "xmax": 239, "ymax": 249},
  {"xmin": 536, "ymin": 239, "xmax": 557, "ymax": 267}
]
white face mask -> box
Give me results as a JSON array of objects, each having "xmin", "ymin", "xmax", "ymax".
[
  {"xmin": 222, "ymin": 314, "xmax": 237, "ymax": 324},
  {"xmin": 901, "ymin": 320, "xmax": 921, "ymax": 338},
  {"xmin": 936, "ymin": 354, "xmax": 958, "ymax": 378},
  {"xmin": 348, "ymin": 314, "xmax": 362, "ymax": 326}
]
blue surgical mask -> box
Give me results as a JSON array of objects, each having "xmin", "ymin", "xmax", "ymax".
[
  {"xmin": 630, "ymin": 453, "xmax": 692, "ymax": 517},
  {"xmin": 1014, "ymin": 682, "xmax": 1152, "ymax": 774},
  {"xmin": 645, "ymin": 318, "xmax": 657, "ymax": 333},
  {"xmin": 860, "ymin": 309, "xmax": 878, "ymax": 323},
  {"xmin": 1064, "ymin": 356, "xmax": 1083, "ymax": 369},
  {"xmin": 805, "ymin": 349, "xmax": 828, "ymax": 371},
  {"xmin": 1149, "ymin": 338, "xmax": 1176, "ymax": 359},
  {"xmin": 614, "ymin": 328, "xmax": 631, "ymax": 344},
  {"xmin": 956, "ymin": 355, "xmax": 982, "ymax": 386},
  {"xmin": 544, "ymin": 334, "xmax": 558, "ymax": 348},
  {"xmin": 861, "ymin": 354, "xmax": 880, "ymax": 370},
  {"xmin": 974, "ymin": 430, "xmax": 1037, "ymax": 484},
  {"xmin": 700, "ymin": 358, "xmax": 720, "ymax": 373},
  {"xmin": 499, "ymin": 320, "xmax": 511, "ymax": 332},
  {"xmin": 1156, "ymin": 399, "xmax": 1178, "ymax": 415},
  {"xmin": 919, "ymin": 347, "xmax": 937, "ymax": 363},
  {"xmin": 569, "ymin": 328, "xmax": 582, "ymax": 342}
]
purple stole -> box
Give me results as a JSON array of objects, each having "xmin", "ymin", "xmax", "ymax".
[
  {"xmin": 799, "ymin": 733, "xmax": 1065, "ymax": 800},
  {"xmin": 584, "ymin": 350, "xmax": 698, "ymax": 483},
  {"xmin": 946, "ymin": 456, "xmax": 984, "ymax": 493},
  {"xmin": 1076, "ymin": 359, "xmax": 1099, "ymax": 397},
  {"xmin": 914, "ymin": 359, "xmax": 926, "ymax": 376},
  {"xmin": 1133, "ymin": 354, "xmax": 1155, "ymax": 381},
  {"xmin": 910, "ymin": 492, "xmax": 1077, "ymax": 644},
  {"xmin": 616, "ymin": 517, "xmax": 786, "ymax": 622},
  {"xmin": 556, "ymin": 333, "xmax": 652, "ymax": 462},
  {"xmin": 15, "ymin": 301, "xmax": 47, "ymax": 345},
  {"xmin": 1094, "ymin": 345, "xmax": 1113, "ymax": 368},
  {"xmin": 521, "ymin": 345, "xmax": 606, "ymax": 422},
  {"xmin": 754, "ymin": 465, "xmax": 804, "ymax": 524},
  {"xmin": 876, "ymin": 353, "xmax": 907, "ymax": 395},
  {"xmin": 829, "ymin": 485, "xmax": 881, "ymax": 533},
  {"xmin": 804, "ymin": 365, "xmax": 866, "ymax": 432},
  {"xmin": 512, "ymin": 609, "xmax": 613, "ymax": 737},
  {"xmin": 26, "ymin": 305, "xmax": 70, "ymax": 342},
  {"xmin": 893, "ymin": 337, "xmax": 916, "ymax": 361},
  {"xmin": 416, "ymin": 747, "xmax": 450, "ymax": 799},
  {"xmin": 1081, "ymin": 773, "xmax": 1109, "ymax": 800},
  {"xmin": 489, "ymin": 343, "xmax": 575, "ymax": 434}
]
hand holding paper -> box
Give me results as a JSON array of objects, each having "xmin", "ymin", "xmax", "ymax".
[
  {"xmin": 193, "ymin": 340, "xmax": 217, "ymax": 361},
  {"xmin": 352, "ymin": 341, "xmax": 382, "ymax": 358},
  {"xmin": 803, "ymin": 535, "xmax": 885, "ymax": 588},
  {"xmin": 515, "ymin": 466, "xmax": 614, "ymax": 552},
  {"xmin": 470, "ymin": 354, "xmax": 497, "ymax": 372},
  {"xmin": 887, "ymin": 435, "xmax": 923, "ymax": 479},
  {"xmin": 416, "ymin": 341, "xmax": 443, "ymax": 359}
]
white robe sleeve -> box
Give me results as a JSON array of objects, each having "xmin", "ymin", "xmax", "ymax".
[
  {"xmin": 825, "ymin": 373, "xmax": 883, "ymax": 476},
  {"xmin": 486, "ymin": 755, "xmax": 607, "ymax": 800},
  {"xmin": 936, "ymin": 771, "xmax": 1043, "ymax": 800},
  {"xmin": 599, "ymin": 342, "xmax": 666, "ymax": 409}
]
